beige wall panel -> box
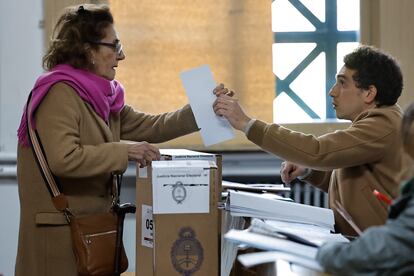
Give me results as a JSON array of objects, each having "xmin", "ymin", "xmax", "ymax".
[
  {"xmin": 110, "ymin": 0, "xmax": 273, "ymax": 150},
  {"xmin": 360, "ymin": 0, "xmax": 380, "ymax": 46},
  {"xmin": 378, "ymin": 0, "xmax": 414, "ymax": 110},
  {"xmin": 43, "ymin": 0, "xmax": 107, "ymax": 51}
]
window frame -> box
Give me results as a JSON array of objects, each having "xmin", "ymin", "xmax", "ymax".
[{"xmin": 273, "ymin": 0, "xmax": 359, "ymax": 120}]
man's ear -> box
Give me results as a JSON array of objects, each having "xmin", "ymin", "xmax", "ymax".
[{"xmin": 364, "ymin": 85, "xmax": 377, "ymax": 104}]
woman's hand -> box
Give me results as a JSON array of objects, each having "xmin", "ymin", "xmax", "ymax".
[
  {"xmin": 126, "ymin": 141, "xmax": 161, "ymax": 167},
  {"xmin": 213, "ymin": 84, "xmax": 251, "ymax": 131},
  {"xmin": 280, "ymin": 161, "xmax": 308, "ymax": 184}
]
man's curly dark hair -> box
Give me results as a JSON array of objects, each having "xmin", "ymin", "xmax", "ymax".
[{"xmin": 343, "ymin": 45, "xmax": 403, "ymax": 106}]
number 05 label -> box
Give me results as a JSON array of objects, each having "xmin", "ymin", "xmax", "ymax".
[{"xmin": 141, "ymin": 204, "xmax": 153, "ymax": 248}]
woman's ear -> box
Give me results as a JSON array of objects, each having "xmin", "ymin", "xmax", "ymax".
[
  {"xmin": 364, "ymin": 85, "xmax": 377, "ymax": 104},
  {"xmin": 84, "ymin": 43, "xmax": 95, "ymax": 67}
]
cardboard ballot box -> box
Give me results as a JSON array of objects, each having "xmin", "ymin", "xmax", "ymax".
[{"xmin": 136, "ymin": 149, "xmax": 222, "ymax": 276}]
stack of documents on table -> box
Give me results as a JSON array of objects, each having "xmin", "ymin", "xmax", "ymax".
[
  {"xmin": 222, "ymin": 180, "xmax": 290, "ymax": 193},
  {"xmin": 221, "ymin": 210, "xmax": 246, "ymax": 276},
  {"xmin": 249, "ymin": 218, "xmax": 349, "ymax": 246},
  {"xmin": 223, "ymin": 189, "xmax": 350, "ymax": 273},
  {"xmin": 227, "ymin": 190, "xmax": 335, "ymax": 231},
  {"xmin": 224, "ymin": 218, "xmax": 349, "ymax": 272},
  {"xmin": 225, "ymin": 228, "xmax": 321, "ymax": 270}
]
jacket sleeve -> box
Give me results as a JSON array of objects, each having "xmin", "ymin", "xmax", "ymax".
[
  {"xmin": 35, "ymin": 83, "xmax": 129, "ymax": 178},
  {"xmin": 246, "ymin": 110, "xmax": 398, "ymax": 171},
  {"xmin": 316, "ymin": 197, "xmax": 414, "ymax": 275},
  {"xmin": 119, "ymin": 104, "xmax": 199, "ymax": 143},
  {"xmin": 304, "ymin": 170, "xmax": 332, "ymax": 193}
]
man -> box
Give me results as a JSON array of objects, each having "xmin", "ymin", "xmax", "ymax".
[
  {"xmin": 316, "ymin": 103, "xmax": 414, "ymax": 275},
  {"xmin": 213, "ymin": 45, "xmax": 406, "ymax": 236}
]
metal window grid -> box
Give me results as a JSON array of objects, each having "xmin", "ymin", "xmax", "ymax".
[{"xmin": 273, "ymin": 0, "xmax": 359, "ymax": 119}]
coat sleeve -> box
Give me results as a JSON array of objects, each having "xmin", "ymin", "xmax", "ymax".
[
  {"xmin": 119, "ymin": 104, "xmax": 199, "ymax": 143},
  {"xmin": 35, "ymin": 83, "xmax": 129, "ymax": 178},
  {"xmin": 246, "ymin": 110, "xmax": 398, "ymax": 171},
  {"xmin": 304, "ymin": 170, "xmax": 332, "ymax": 193},
  {"xmin": 316, "ymin": 197, "xmax": 414, "ymax": 275}
]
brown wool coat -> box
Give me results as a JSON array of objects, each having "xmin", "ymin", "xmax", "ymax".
[
  {"xmin": 247, "ymin": 105, "xmax": 408, "ymax": 236},
  {"xmin": 15, "ymin": 83, "xmax": 198, "ymax": 276}
]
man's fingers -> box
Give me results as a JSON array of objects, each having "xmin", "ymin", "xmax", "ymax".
[
  {"xmin": 213, "ymin": 83, "xmax": 236, "ymax": 98},
  {"xmin": 280, "ymin": 161, "xmax": 294, "ymax": 184},
  {"xmin": 213, "ymin": 83, "xmax": 225, "ymax": 94}
]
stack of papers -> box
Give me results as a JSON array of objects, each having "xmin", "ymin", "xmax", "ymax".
[
  {"xmin": 222, "ymin": 180, "xmax": 290, "ymax": 193},
  {"xmin": 221, "ymin": 211, "xmax": 246, "ymax": 276},
  {"xmin": 237, "ymin": 251, "xmax": 324, "ymax": 272},
  {"xmin": 225, "ymin": 229, "xmax": 318, "ymax": 260},
  {"xmin": 222, "ymin": 191, "xmax": 349, "ymax": 274},
  {"xmin": 227, "ymin": 190, "xmax": 335, "ymax": 231},
  {"xmin": 249, "ymin": 218, "xmax": 349, "ymax": 247}
]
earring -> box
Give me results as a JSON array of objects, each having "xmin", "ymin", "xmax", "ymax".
[{"xmin": 91, "ymin": 60, "xmax": 95, "ymax": 65}]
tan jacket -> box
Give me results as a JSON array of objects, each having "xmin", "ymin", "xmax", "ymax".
[
  {"xmin": 15, "ymin": 83, "xmax": 198, "ymax": 276},
  {"xmin": 247, "ymin": 105, "xmax": 407, "ymax": 236}
]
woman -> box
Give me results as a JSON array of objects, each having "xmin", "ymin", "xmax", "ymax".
[
  {"xmin": 316, "ymin": 103, "xmax": 414, "ymax": 275},
  {"xmin": 15, "ymin": 4, "xmax": 199, "ymax": 276}
]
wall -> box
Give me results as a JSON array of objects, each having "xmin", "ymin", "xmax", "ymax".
[
  {"xmin": 0, "ymin": 0, "xmax": 43, "ymax": 153},
  {"xmin": 109, "ymin": 0, "xmax": 274, "ymax": 151},
  {"xmin": 0, "ymin": 1, "xmax": 43, "ymax": 275},
  {"xmin": 361, "ymin": 0, "xmax": 414, "ymax": 110}
]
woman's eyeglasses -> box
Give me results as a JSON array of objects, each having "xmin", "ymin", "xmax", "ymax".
[{"xmin": 89, "ymin": 41, "xmax": 123, "ymax": 55}]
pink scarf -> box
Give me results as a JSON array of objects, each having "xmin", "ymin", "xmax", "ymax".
[{"xmin": 17, "ymin": 64, "xmax": 125, "ymax": 147}]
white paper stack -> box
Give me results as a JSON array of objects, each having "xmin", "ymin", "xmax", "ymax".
[
  {"xmin": 237, "ymin": 251, "xmax": 324, "ymax": 272},
  {"xmin": 227, "ymin": 190, "xmax": 335, "ymax": 231},
  {"xmin": 249, "ymin": 218, "xmax": 349, "ymax": 246},
  {"xmin": 220, "ymin": 211, "xmax": 246, "ymax": 276},
  {"xmin": 224, "ymin": 228, "xmax": 326, "ymax": 272},
  {"xmin": 223, "ymin": 191, "xmax": 348, "ymax": 275},
  {"xmin": 225, "ymin": 229, "xmax": 319, "ymax": 259},
  {"xmin": 222, "ymin": 180, "xmax": 291, "ymax": 193}
]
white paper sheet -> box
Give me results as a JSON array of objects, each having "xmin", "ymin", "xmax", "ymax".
[
  {"xmin": 152, "ymin": 160, "xmax": 210, "ymax": 214},
  {"xmin": 180, "ymin": 64, "xmax": 235, "ymax": 146}
]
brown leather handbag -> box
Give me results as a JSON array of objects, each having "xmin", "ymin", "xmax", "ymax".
[
  {"xmin": 26, "ymin": 92, "xmax": 129, "ymax": 276},
  {"xmin": 67, "ymin": 211, "xmax": 128, "ymax": 276}
]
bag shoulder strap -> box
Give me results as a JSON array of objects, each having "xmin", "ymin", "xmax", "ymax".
[{"xmin": 26, "ymin": 92, "xmax": 69, "ymax": 211}]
